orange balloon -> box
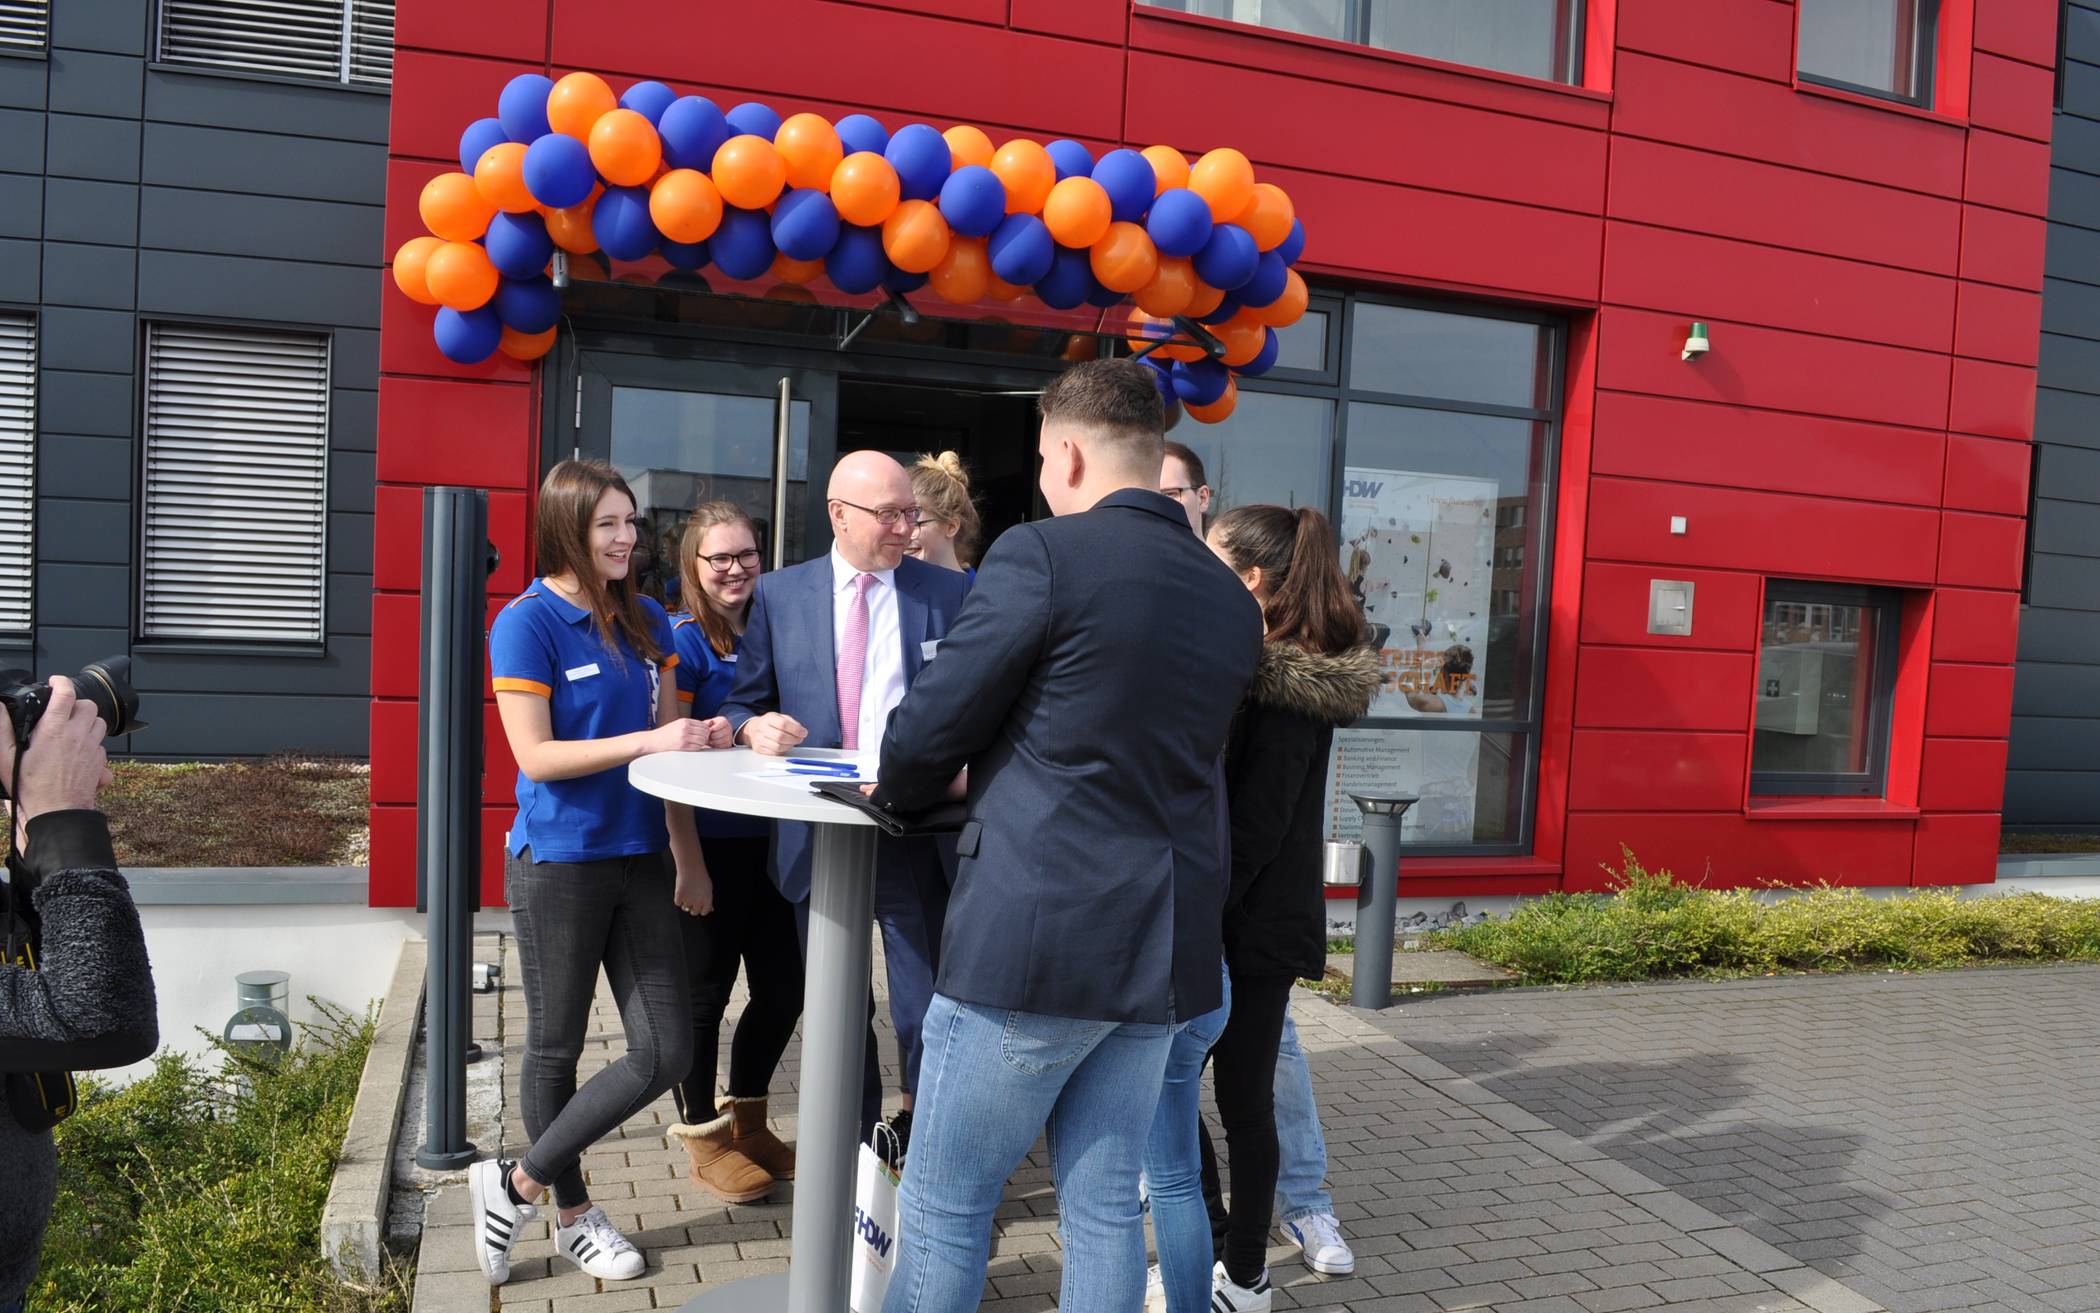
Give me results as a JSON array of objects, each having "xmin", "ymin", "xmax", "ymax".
[
  {"xmin": 588, "ymin": 108, "xmax": 662, "ymax": 187},
  {"xmin": 930, "ymin": 236, "xmax": 991, "ymax": 305},
  {"xmin": 1185, "ymin": 377, "xmax": 1238, "ymax": 424},
  {"xmin": 1042, "ymin": 176, "xmax": 1112, "ymax": 248},
  {"xmin": 424, "ymin": 241, "xmax": 499, "ymax": 311},
  {"xmin": 650, "ymin": 169, "xmax": 724, "ymax": 244},
  {"xmin": 1190, "ymin": 147, "xmax": 1255, "ymax": 225},
  {"xmin": 988, "ymin": 273, "xmax": 1028, "ymax": 302},
  {"xmin": 990, "ymin": 139, "xmax": 1055, "ymax": 215},
  {"xmin": 712, "ymin": 134, "xmax": 787, "ymax": 210},
  {"xmin": 1234, "ymin": 182, "xmax": 1295, "ymax": 251},
  {"xmin": 547, "ymin": 71, "xmax": 616, "ymax": 142},
  {"xmin": 942, "ymin": 124, "xmax": 994, "ymax": 170},
  {"xmin": 776, "ymin": 113, "xmax": 844, "ymax": 192},
  {"xmin": 500, "ymin": 325, "xmax": 558, "ymax": 361},
  {"xmin": 883, "ymin": 199, "xmax": 952, "ymax": 274},
  {"xmin": 1134, "ymin": 255, "xmax": 1197, "ymax": 317},
  {"xmin": 392, "ymin": 236, "xmax": 444, "ymax": 305},
  {"xmin": 1253, "ymin": 268, "xmax": 1308, "ymax": 327},
  {"xmin": 772, "ymin": 251, "xmax": 825, "ymax": 285},
  {"xmin": 831, "ymin": 151, "xmax": 901, "ymax": 227},
  {"xmin": 1090, "ymin": 221, "xmax": 1158, "ymax": 294},
  {"xmin": 543, "ymin": 197, "xmax": 600, "ymax": 254},
  {"xmin": 472, "ymin": 143, "xmax": 536, "ymax": 214},
  {"xmin": 1126, "ymin": 307, "xmax": 1202, "ymax": 363},
  {"xmin": 420, "ymin": 171, "xmax": 495, "ymax": 243},
  {"xmin": 1216, "ymin": 308, "xmax": 1267, "ymax": 367},
  {"xmin": 1141, "ymin": 145, "xmax": 1190, "ymax": 194},
  {"xmin": 1185, "ymin": 279, "xmax": 1226, "ymax": 319}
]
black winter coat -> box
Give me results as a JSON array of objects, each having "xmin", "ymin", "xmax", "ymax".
[{"xmin": 1221, "ymin": 640, "xmax": 1382, "ymax": 981}]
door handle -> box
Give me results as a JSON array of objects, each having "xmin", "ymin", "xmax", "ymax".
[{"xmin": 772, "ymin": 376, "xmax": 792, "ymax": 570}]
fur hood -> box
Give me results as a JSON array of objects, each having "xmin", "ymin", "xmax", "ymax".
[{"xmin": 1247, "ymin": 640, "xmax": 1382, "ymax": 725}]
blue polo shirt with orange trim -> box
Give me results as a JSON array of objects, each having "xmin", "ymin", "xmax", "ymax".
[
  {"xmin": 490, "ymin": 579, "xmax": 678, "ymax": 863},
  {"xmin": 671, "ymin": 613, "xmax": 768, "ymax": 840}
]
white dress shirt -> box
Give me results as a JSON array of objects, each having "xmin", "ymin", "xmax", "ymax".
[{"xmin": 831, "ymin": 546, "xmax": 905, "ymax": 752}]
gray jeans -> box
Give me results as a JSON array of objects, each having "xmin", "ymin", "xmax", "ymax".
[{"xmin": 507, "ymin": 848, "xmax": 693, "ymax": 1208}]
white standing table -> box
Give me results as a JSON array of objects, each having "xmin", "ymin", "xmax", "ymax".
[{"xmin": 630, "ymin": 745, "xmax": 882, "ymax": 1313}]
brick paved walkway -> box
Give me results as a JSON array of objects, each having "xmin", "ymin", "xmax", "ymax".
[
  {"xmin": 412, "ymin": 937, "xmax": 1886, "ymax": 1313},
  {"xmin": 1374, "ymin": 966, "xmax": 2100, "ymax": 1313}
]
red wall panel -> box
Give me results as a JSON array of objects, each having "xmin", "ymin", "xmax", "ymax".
[
  {"xmin": 1578, "ymin": 562, "xmax": 1764, "ymax": 651},
  {"xmin": 1564, "ymin": 812, "xmax": 1915, "ymax": 890},
  {"xmin": 372, "ymin": 485, "xmax": 530, "ymax": 596},
  {"xmin": 1966, "ymin": 128, "xmax": 2053, "ymax": 216},
  {"xmin": 1947, "ymin": 357, "xmax": 2037, "ymax": 440},
  {"xmin": 1911, "ymin": 812, "xmax": 2003, "ymax": 886},
  {"xmin": 1924, "ymin": 662, "xmax": 2017, "ymax": 740},
  {"xmin": 1953, "ymin": 282, "xmax": 2044, "ymax": 367},
  {"xmin": 396, "ymin": 0, "xmax": 549, "ymax": 64},
  {"xmin": 1937, "ymin": 509, "xmax": 2025, "ymax": 590},
  {"xmin": 376, "ymin": 377, "xmax": 536, "ymax": 490},
  {"xmin": 1968, "ymin": 52, "xmax": 2056, "ymax": 143},
  {"xmin": 1959, "ymin": 205, "xmax": 2048, "ymax": 291},
  {"xmin": 1010, "ymin": 0, "xmax": 1128, "ymax": 45},
  {"xmin": 1585, "ymin": 477, "xmax": 1942, "ymax": 586},
  {"xmin": 1931, "ymin": 587, "xmax": 2021, "ymax": 664},
  {"xmin": 1973, "ymin": 0, "xmax": 2061, "ymax": 68},
  {"xmin": 1613, "ymin": 0, "xmax": 1794, "ymax": 81},
  {"xmin": 371, "ymin": 593, "xmax": 419, "ymax": 699},
  {"xmin": 370, "ymin": 699, "xmax": 415, "ymax": 805},
  {"xmin": 379, "ymin": 278, "xmax": 535, "ymax": 383},
  {"xmin": 1574, "ymin": 646, "xmax": 1755, "ymax": 732},
  {"xmin": 390, "ymin": 51, "xmax": 539, "ymax": 166},
  {"xmin": 1942, "ymin": 434, "xmax": 2031, "ymax": 517},
  {"xmin": 1567, "ymin": 729, "xmax": 1746, "ymax": 811},
  {"xmin": 1919, "ymin": 736, "xmax": 2012, "ymax": 811}
]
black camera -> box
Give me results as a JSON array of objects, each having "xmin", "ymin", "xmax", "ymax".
[{"xmin": 0, "ymin": 656, "xmax": 146, "ymax": 751}]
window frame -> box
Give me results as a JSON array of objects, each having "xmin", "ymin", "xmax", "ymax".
[
  {"xmin": 1749, "ymin": 579, "xmax": 1905, "ymax": 799},
  {"xmin": 1133, "ymin": 0, "xmax": 1585, "ymax": 87},
  {"xmin": 154, "ymin": 0, "xmax": 394, "ymax": 91},
  {"xmin": 1795, "ymin": 0, "xmax": 1942, "ymax": 109}
]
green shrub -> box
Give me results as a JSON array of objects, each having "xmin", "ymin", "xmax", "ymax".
[
  {"xmin": 32, "ymin": 1003, "xmax": 410, "ymax": 1313},
  {"xmin": 1433, "ymin": 851, "xmax": 2100, "ymax": 985}
]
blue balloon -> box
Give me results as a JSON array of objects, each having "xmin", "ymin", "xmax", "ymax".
[
  {"xmin": 1238, "ymin": 326, "xmax": 1281, "ymax": 377},
  {"xmin": 1198, "ymin": 294, "xmax": 1242, "ymax": 326},
  {"xmin": 826, "ymin": 224, "xmax": 890, "ymax": 293},
  {"xmin": 1193, "ymin": 223, "xmax": 1259, "ymax": 291},
  {"xmin": 485, "ymin": 211, "xmax": 555, "ymax": 278},
  {"xmin": 772, "ymin": 189, "xmax": 842, "ymax": 261},
  {"xmin": 1093, "ymin": 149, "xmax": 1158, "ymax": 224},
  {"xmin": 1142, "ymin": 356, "xmax": 1175, "ymax": 400},
  {"xmin": 459, "ymin": 117, "xmax": 509, "ymax": 174},
  {"xmin": 987, "ymin": 213, "xmax": 1054, "ymax": 285},
  {"xmin": 938, "ymin": 165, "xmax": 1006, "ymax": 238},
  {"xmin": 836, "ymin": 113, "xmax": 891, "ymax": 157},
  {"xmin": 710, "ymin": 206, "xmax": 776, "ymax": 280},
  {"xmin": 498, "ymin": 74, "xmax": 554, "ymax": 144},
  {"xmin": 660, "ymin": 236, "xmax": 710, "ymax": 271},
  {"xmin": 492, "ymin": 275, "xmax": 561, "ymax": 334},
  {"xmin": 659, "ymin": 96, "xmax": 731, "ymax": 171},
  {"xmin": 1171, "ymin": 358, "xmax": 1230, "ymax": 407},
  {"xmin": 1086, "ymin": 278, "xmax": 1125, "ymax": 308},
  {"xmin": 1238, "ymin": 250, "xmax": 1289, "ymax": 308},
  {"xmin": 1046, "ymin": 139, "xmax": 1094, "ymax": 182},
  {"xmin": 1147, "ymin": 188, "xmax": 1212, "ymax": 258},
  {"xmin": 1275, "ymin": 216, "xmax": 1306, "ymax": 266},
  {"xmin": 886, "ymin": 124, "xmax": 952, "ymax": 203},
  {"xmin": 1035, "ymin": 245, "xmax": 1094, "ymax": 309},
  {"xmin": 884, "ymin": 265, "xmax": 929, "ymax": 294},
  {"xmin": 591, "ymin": 186, "xmax": 658, "ymax": 263},
  {"xmin": 619, "ymin": 80, "xmax": 677, "ymax": 125},
  {"xmin": 434, "ymin": 306, "xmax": 503, "ymax": 364},
  {"xmin": 725, "ymin": 101, "xmax": 782, "ymax": 140},
  {"xmin": 522, "ymin": 133, "xmax": 595, "ymax": 209}
]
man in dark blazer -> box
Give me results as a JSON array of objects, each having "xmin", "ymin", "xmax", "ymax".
[
  {"xmin": 872, "ymin": 360, "xmax": 1263, "ymax": 1313},
  {"xmin": 721, "ymin": 449, "xmax": 969, "ymax": 1148}
]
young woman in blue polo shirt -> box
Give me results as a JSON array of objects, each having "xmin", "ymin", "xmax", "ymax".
[
  {"xmin": 660, "ymin": 501, "xmax": 805, "ymax": 1203},
  {"xmin": 471, "ymin": 459, "xmax": 731, "ymax": 1289}
]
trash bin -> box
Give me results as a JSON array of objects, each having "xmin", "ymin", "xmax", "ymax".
[{"xmin": 1321, "ymin": 840, "xmax": 1365, "ymax": 888}]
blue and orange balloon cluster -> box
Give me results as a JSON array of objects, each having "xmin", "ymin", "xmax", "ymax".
[{"xmin": 392, "ymin": 72, "xmax": 1311, "ymax": 421}]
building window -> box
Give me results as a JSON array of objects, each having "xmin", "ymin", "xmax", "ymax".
[
  {"xmin": 1135, "ymin": 0, "xmax": 1583, "ymax": 85},
  {"xmin": 0, "ymin": 314, "xmax": 33, "ymax": 635},
  {"xmin": 1751, "ymin": 581, "xmax": 1902, "ymax": 797},
  {"xmin": 141, "ymin": 324, "xmax": 331, "ymax": 643},
  {"xmin": 1797, "ymin": 0, "xmax": 1938, "ymax": 106},
  {"xmin": 158, "ymin": 0, "xmax": 395, "ymax": 87},
  {"xmin": 0, "ymin": 1, "xmax": 50, "ymax": 53}
]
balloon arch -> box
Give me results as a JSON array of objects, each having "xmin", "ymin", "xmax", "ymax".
[{"xmin": 393, "ymin": 72, "xmax": 1312, "ymax": 424}]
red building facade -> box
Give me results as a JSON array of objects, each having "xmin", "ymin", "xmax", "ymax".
[{"xmin": 369, "ymin": 0, "xmax": 2055, "ymax": 907}]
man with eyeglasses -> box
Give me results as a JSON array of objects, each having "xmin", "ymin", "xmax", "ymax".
[
  {"xmin": 722, "ymin": 450, "xmax": 969, "ymax": 1155},
  {"xmin": 1160, "ymin": 440, "xmax": 1213, "ymax": 534}
]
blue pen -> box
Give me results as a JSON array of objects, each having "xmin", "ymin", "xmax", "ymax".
[
  {"xmin": 788, "ymin": 758, "xmax": 859, "ymax": 770},
  {"xmin": 788, "ymin": 767, "xmax": 859, "ymax": 777}
]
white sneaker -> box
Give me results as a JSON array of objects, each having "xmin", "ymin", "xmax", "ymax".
[
  {"xmin": 1282, "ymin": 1211, "xmax": 1355, "ymax": 1276},
  {"xmin": 556, "ymin": 1204, "xmax": 647, "ymax": 1280},
  {"xmin": 1144, "ymin": 1262, "xmax": 1167, "ymax": 1313},
  {"xmin": 1211, "ymin": 1261, "xmax": 1273, "ymax": 1312},
  {"xmin": 467, "ymin": 1158, "xmax": 537, "ymax": 1286}
]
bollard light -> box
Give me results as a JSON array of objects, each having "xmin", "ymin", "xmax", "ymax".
[
  {"xmin": 223, "ymin": 969, "xmax": 294, "ymax": 1063},
  {"xmin": 1349, "ymin": 792, "xmax": 1417, "ymax": 1010}
]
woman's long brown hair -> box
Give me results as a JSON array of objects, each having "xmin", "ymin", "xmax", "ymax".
[
  {"xmin": 1210, "ymin": 503, "xmax": 1364, "ymax": 654},
  {"xmin": 534, "ymin": 459, "xmax": 661, "ymax": 664},
  {"xmin": 677, "ymin": 500, "xmax": 759, "ymax": 658}
]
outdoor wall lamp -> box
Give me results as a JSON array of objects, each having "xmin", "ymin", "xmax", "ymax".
[
  {"xmin": 550, "ymin": 250, "xmax": 570, "ymax": 290},
  {"xmin": 1682, "ymin": 321, "xmax": 1710, "ymax": 361},
  {"xmin": 882, "ymin": 286, "xmax": 920, "ymax": 326}
]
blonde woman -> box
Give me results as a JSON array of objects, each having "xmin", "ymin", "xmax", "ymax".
[{"xmin": 906, "ymin": 450, "xmax": 981, "ymax": 580}]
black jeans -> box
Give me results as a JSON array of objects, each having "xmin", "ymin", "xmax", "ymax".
[
  {"xmin": 672, "ymin": 834, "xmax": 805, "ymax": 1122},
  {"xmin": 507, "ymin": 848, "xmax": 693, "ymax": 1208},
  {"xmin": 1200, "ymin": 971, "xmax": 1297, "ymax": 1286}
]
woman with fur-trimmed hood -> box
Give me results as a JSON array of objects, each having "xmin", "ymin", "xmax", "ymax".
[{"xmin": 1200, "ymin": 503, "xmax": 1381, "ymax": 1312}]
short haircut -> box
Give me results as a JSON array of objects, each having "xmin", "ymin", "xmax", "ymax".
[
  {"xmin": 1039, "ymin": 359, "xmax": 1165, "ymax": 474},
  {"xmin": 1163, "ymin": 440, "xmax": 1208, "ymax": 489}
]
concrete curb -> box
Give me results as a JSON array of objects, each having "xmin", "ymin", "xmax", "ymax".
[{"xmin": 323, "ymin": 937, "xmax": 425, "ymax": 1280}]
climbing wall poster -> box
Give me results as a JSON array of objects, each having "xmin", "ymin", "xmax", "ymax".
[{"xmin": 1338, "ymin": 467, "xmax": 1498, "ymax": 720}]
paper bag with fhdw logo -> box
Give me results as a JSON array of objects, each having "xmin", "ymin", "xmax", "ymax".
[{"xmin": 848, "ymin": 1139, "xmax": 902, "ymax": 1313}]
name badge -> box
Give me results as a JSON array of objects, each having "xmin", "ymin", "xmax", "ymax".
[
  {"xmin": 921, "ymin": 640, "xmax": 940, "ymax": 661},
  {"xmin": 722, "ymin": 653, "xmax": 738, "ymax": 662},
  {"xmin": 565, "ymin": 663, "xmax": 601, "ymax": 681}
]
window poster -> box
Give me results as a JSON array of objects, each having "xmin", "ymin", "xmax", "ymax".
[{"xmin": 1322, "ymin": 726, "xmax": 1483, "ymax": 845}]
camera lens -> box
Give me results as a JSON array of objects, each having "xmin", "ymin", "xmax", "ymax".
[{"xmin": 75, "ymin": 656, "xmax": 144, "ymax": 737}]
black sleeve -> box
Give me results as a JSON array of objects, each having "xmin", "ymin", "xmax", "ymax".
[
  {"xmin": 1222, "ymin": 712, "xmax": 1322, "ymax": 918},
  {"xmin": 0, "ymin": 811, "xmax": 159, "ymax": 1072}
]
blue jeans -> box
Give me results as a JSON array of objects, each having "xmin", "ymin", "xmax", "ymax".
[
  {"xmin": 1144, "ymin": 969, "xmax": 1232, "ymax": 1313},
  {"xmin": 884, "ymin": 994, "xmax": 1177, "ymax": 1313},
  {"xmin": 1273, "ymin": 1014, "xmax": 1334, "ymax": 1221}
]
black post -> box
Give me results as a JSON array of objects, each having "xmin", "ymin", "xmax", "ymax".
[{"xmin": 415, "ymin": 486, "xmax": 488, "ymax": 1170}]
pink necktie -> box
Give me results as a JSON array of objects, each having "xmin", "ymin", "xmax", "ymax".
[{"xmin": 837, "ymin": 573, "xmax": 875, "ymax": 749}]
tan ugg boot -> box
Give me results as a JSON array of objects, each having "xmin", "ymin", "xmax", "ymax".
[
  {"xmin": 666, "ymin": 1110, "xmax": 775, "ymax": 1203},
  {"xmin": 725, "ymin": 1096, "xmax": 796, "ymax": 1181}
]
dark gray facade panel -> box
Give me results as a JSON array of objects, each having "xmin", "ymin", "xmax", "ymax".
[
  {"xmin": 0, "ymin": 54, "xmax": 47, "ymax": 111},
  {"xmin": 2017, "ymin": 605, "xmax": 2100, "ymax": 664},
  {"xmin": 2069, "ymin": 6, "xmax": 2100, "ymax": 64},
  {"xmin": 0, "ymin": 236, "xmax": 38, "ymax": 302},
  {"xmin": 37, "ymin": 306, "xmax": 135, "ymax": 373},
  {"xmin": 326, "ymin": 573, "xmax": 370, "ymax": 636},
  {"xmin": 37, "ymin": 626, "xmax": 132, "ymax": 683},
  {"xmin": 2008, "ymin": 716, "xmax": 2100, "ymax": 770},
  {"xmin": 2034, "ymin": 499, "xmax": 2100, "ymax": 557},
  {"xmin": 2028, "ymin": 552, "xmax": 2100, "ymax": 610},
  {"xmin": 0, "ymin": 174, "xmax": 40, "ymax": 239},
  {"xmin": 328, "ymin": 511, "xmax": 372, "ymax": 574},
  {"xmin": 48, "ymin": 50, "xmax": 145, "ymax": 120},
  {"xmin": 2049, "ymin": 110, "xmax": 2100, "ymax": 177},
  {"xmin": 132, "ymin": 638, "xmax": 372, "ymax": 696},
  {"xmin": 0, "ymin": 111, "xmax": 45, "ymax": 174},
  {"xmin": 41, "ymin": 241, "xmax": 135, "ymax": 309},
  {"xmin": 130, "ymin": 690, "xmax": 368, "ymax": 758},
  {"xmin": 2039, "ymin": 438, "xmax": 2100, "ymax": 499},
  {"xmin": 2036, "ymin": 330, "xmax": 2100, "ymax": 390},
  {"xmin": 2035, "ymin": 384, "xmax": 2100, "ymax": 445},
  {"xmin": 141, "ymin": 122, "xmax": 386, "ymax": 206},
  {"xmin": 331, "ymin": 387, "xmax": 377, "ymax": 453},
  {"xmin": 328, "ymin": 451, "xmax": 375, "ymax": 514},
  {"xmin": 37, "ymin": 498, "xmax": 131, "ymax": 566},
  {"xmin": 138, "ymin": 249, "xmax": 380, "ymax": 329},
  {"xmin": 144, "ymin": 70, "xmax": 388, "ymax": 145},
  {"xmin": 2041, "ymin": 275, "xmax": 2100, "ymax": 337},
  {"xmin": 2046, "ymin": 161, "xmax": 2100, "ymax": 220},
  {"xmin": 54, "ymin": 0, "xmax": 150, "ymax": 57},
  {"xmin": 141, "ymin": 186, "xmax": 383, "ymax": 267},
  {"xmin": 41, "ymin": 367, "xmax": 136, "ymax": 438},
  {"xmin": 38, "ymin": 433, "xmax": 134, "ymax": 501},
  {"xmin": 2003, "ymin": 771, "xmax": 2100, "ymax": 827},
  {"xmin": 46, "ymin": 177, "xmax": 141, "ymax": 247},
  {"xmin": 2043, "ymin": 214, "xmax": 2100, "ymax": 284},
  {"xmin": 45, "ymin": 114, "xmax": 142, "ymax": 183},
  {"xmin": 333, "ymin": 327, "xmax": 378, "ymax": 382},
  {"xmin": 36, "ymin": 562, "xmax": 129, "ymax": 629},
  {"xmin": 2011, "ymin": 658, "xmax": 2100, "ymax": 716}
]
